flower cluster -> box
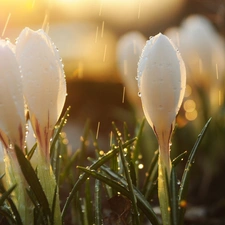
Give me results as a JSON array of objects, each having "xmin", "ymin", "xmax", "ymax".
[{"xmin": 0, "ymin": 27, "xmax": 66, "ymax": 225}]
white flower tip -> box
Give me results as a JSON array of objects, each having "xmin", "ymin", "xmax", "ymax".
[{"xmin": 138, "ymin": 33, "xmax": 186, "ymax": 135}]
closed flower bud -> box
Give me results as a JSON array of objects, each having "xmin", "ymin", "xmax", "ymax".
[
  {"xmin": 179, "ymin": 15, "xmax": 225, "ymax": 87},
  {"xmin": 15, "ymin": 28, "xmax": 66, "ymax": 225},
  {"xmin": 16, "ymin": 28, "xmax": 67, "ymax": 158},
  {"xmin": 0, "ymin": 40, "xmax": 26, "ymax": 149},
  {"xmin": 138, "ymin": 33, "xmax": 186, "ymax": 156},
  {"xmin": 117, "ymin": 31, "xmax": 146, "ymax": 108},
  {"xmin": 138, "ymin": 33, "xmax": 186, "ymax": 225}
]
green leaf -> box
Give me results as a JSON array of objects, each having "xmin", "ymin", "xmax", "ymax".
[
  {"xmin": 14, "ymin": 145, "xmax": 51, "ymax": 218},
  {"xmin": 129, "ymin": 161, "xmax": 137, "ymax": 186},
  {"xmin": 27, "ymin": 143, "xmax": 37, "ymax": 160},
  {"xmin": 158, "ymin": 156, "xmax": 171, "ymax": 225},
  {"xmin": 94, "ymin": 179, "xmax": 101, "ymax": 225},
  {"xmin": 170, "ymin": 166, "xmax": 178, "ymax": 225},
  {"xmin": 119, "ymin": 142, "xmax": 140, "ymax": 225},
  {"xmin": 78, "ymin": 167, "xmax": 160, "ymax": 225},
  {"xmin": 133, "ymin": 118, "xmax": 145, "ymax": 165},
  {"xmin": 0, "ymin": 184, "xmax": 23, "ymax": 225},
  {"xmin": 112, "ymin": 121, "xmax": 123, "ymax": 141},
  {"xmin": 178, "ymin": 118, "xmax": 211, "ymax": 225},
  {"xmin": 0, "ymin": 205, "xmax": 17, "ymax": 225},
  {"xmin": 50, "ymin": 106, "xmax": 70, "ymax": 158},
  {"xmin": 0, "ymin": 184, "xmax": 17, "ymax": 206},
  {"xmin": 61, "ymin": 138, "xmax": 136, "ymax": 219},
  {"xmin": 85, "ymin": 179, "xmax": 93, "ymax": 225},
  {"xmin": 172, "ymin": 151, "xmax": 187, "ymax": 167},
  {"xmin": 143, "ymin": 150, "xmax": 158, "ymax": 199},
  {"xmin": 51, "ymin": 186, "xmax": 58, "ymax": 225}
]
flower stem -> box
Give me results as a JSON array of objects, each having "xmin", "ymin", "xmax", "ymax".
[
  {"xmin": 36, "ymin": 145, "xmax": 62, "ymax": 225},
  {"xmin": 4, "ymin": 149, "xmax": 33, "ymax": 225},
  {"xmin": 158, "ymin": 144, "xmax": 171, "ymax": 225}
]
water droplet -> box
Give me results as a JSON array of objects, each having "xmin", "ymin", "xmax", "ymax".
[{"xmin": 138, "ymin": 92, "xmax": 141, "ymax": 97}]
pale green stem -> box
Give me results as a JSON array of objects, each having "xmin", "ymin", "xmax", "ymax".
[
  {"xmin": 36, "ymin": 143, "xmax": 62, "ymax": 225},
  {"xmin": 4, "ymin": 149, "xmax": 33, "ymax": 225},
  {"xmin": 157, "ymin": 131, "xmax": 172, "ymax": 225}
]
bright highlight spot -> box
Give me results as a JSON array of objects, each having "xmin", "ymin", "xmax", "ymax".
[
  {"xmin": 184, "ymin": 85, "xmax": 192, "ymax": 97},
  {"xmin": 185, "ymin": 110, "xmax": 198, "ymax": 121},
  {"xmin": 183, "ymin": 99, "xmax": 196, "ymax": 112}
]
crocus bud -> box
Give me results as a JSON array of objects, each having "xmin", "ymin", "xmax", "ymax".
[
  {"xmin": 15, "ymin": 28, "xmax": 66, "ymax": 225},
  {"xmin": 179, "ymin": 15, "xmax": 225, "ymax": 87},
  {"xmin": 0, "ymin": 40, "xmax": 26, "ymax": 149},
  {"xmin": 15, "ymin": 28, "xmax": 67, "ymax": 159},
  {"xmin": 138, "ymin": 33, "xmax": 186, "ymax": 163},
  {"xmin": 117, "ymin": 31, "xmax": 146, "ymax": 109},
  {"xmin": 138, "ymin": 33, "xmax": 186, "ymax": 225}
]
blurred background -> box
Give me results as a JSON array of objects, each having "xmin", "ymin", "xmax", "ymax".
[{"xmin": 1, "ymin": 0, "xmax": 225, "ymax": 223}]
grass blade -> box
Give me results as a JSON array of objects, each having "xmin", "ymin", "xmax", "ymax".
[
  {"xmin": 119, "ymin": 142, "xmax": 140, "ymax": 225},
  {"xmin": 85, "ymin": 179, "xmax": 93, "ymax": 225},
  {"xmin": 61, "ymin": 138, "xmax": 136, "ymax": 219},
  {"xmin": 133, "ymin": 118, "xmax": 145, "ymax": 165},
  {"xmin": 50, "ymin": 106, "xmax": 70, "ymax": 158},
  {"xmin": 170, "ymin": 166, "xmax": 178, "ymax": 225},
  {"xmin": 0, "ymin": 184, "xmax": 17, "ymax": 206},
  {"xmin": 0, "ymin": 184, "xmax": 23, "ymax": 225},
  {"xmin": 14, "ymin": 145, "xmax": 51, "ymax": 218},
  {"xmin": 143, "ymin": 150, "xmax": 158, "ymax": 199},
  {"xmin": 94, "ymin": 179, "xmax": 101, "ymax": 225},
  {"xmin": 178, "ymin": 118, "xmax": 211, "ymax": 224},
  {"xmin": 78, "ymin": 166, "xmax": 160, "ymax": 225},
  {"xmin": 172, "ymin": 151, "xmax": 187, "ymax": 167},
  {"xmin": 27, "ymin": 143, "xmax": 37, "ymax": 160}
]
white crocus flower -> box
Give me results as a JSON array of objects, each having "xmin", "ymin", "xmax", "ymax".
[
  {"xmin": 179, "ymin": 15, "xmax": 225, "ymax": 87},
  {"xmin": 16, "ymin": 27, "xmax": 67, "ymax": 161},
  {"xmin": 16, "ymin": 28, "xmax": 66, "ymax": 225},
  {"xmin": 138, "ymin": 33, "xmax": 186, "ymax": 225},
  {"xmin": 0, "ymin": 39, "xmax": 33, "ymax": 225},
  {"xmin": 0, "ymin": 40, "xmax": 26, "ymax": 149},
  {"xmin": 117, "ymin": 31, "xmax": 146, "ymax": 110},
  {"xmin": 138, "ymin": 33, "xmax": 186, "ymax": 166}
]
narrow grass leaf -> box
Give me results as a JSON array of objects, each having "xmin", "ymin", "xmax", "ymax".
[
  {"xmin": 14, "ymin": 145, "xmax": 51, "ymax": 218},
  {"xmin": 78, "ymin": 166, "xmax": 160, "ymax": 225},
  {"xmin": 85, "ymin": 179, "xmax": 93, "ymax": 225},
  {"xmin": 0, "ymin": 184, "xmax": 16, "ymax": 206},
  {"xmin": 50, "ymin": 106, "xmax": 70, "ymax": 158},
  {"xmin": 172, "ymin": 151, "xmax": 187, "ymax": 167},
  {"xmin": 0, "ymin": 205, "xmax": 17, "ymax": 225},
  {"xmin": 51, "ymin": 186, "xmax": 58, "ymax": 225},
  {"xmin": 61, "ymin": 138, "xmax": 136, "ymax": 219},
  {"xmin": 112, "ymin": 122, "xmax": 123, "ymax": 141},
  {"xmin": 143, "ymin": 150, "xmax": 158, "ymax": 198},
  {"xmin": 27, "ymin": 143, "xmax": 37, "ymax": 160},
  {"xmin": 170, "ymin": 166, "xmax": 178, "ymax": 225},
  {"xmin": 119, "ymin": 142, "xmax": 140, "ymax": 225},
  {"xmin": 133, "ymin": 118, "xmax": 145, "ymax": 165},
  {"xmin": 94, "ymin": 179, "xmax": 101, "ymax": 225},
  {"xmin": 0, "ymin": 185, "xmax": 23, "ymax": 225},
  {"xmin": 129, "ymin": 161, "xmax": 137, "ymax": 186},
  {"xmin": 178, "ymin": 118, "xmax": 211, "ymax": 224}
]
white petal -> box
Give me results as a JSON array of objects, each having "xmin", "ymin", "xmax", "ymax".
[
  {"xmin": 117, "ymin": 31, "xmax": 146, "ymax": 105},
  {"xmin": 0, "ymin": 40, "xmax": 26, "ymax": 148},
  {"xmin": 16, "ymin": 28, "xmax": 67, "ymax": 140},
  {"xmin": 138, "ymin": 33, "xmax": 186, "ymax": 134},
  {"xmin": 179, "ymin": 15, "xmax": 225, "ymax": 80}
]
